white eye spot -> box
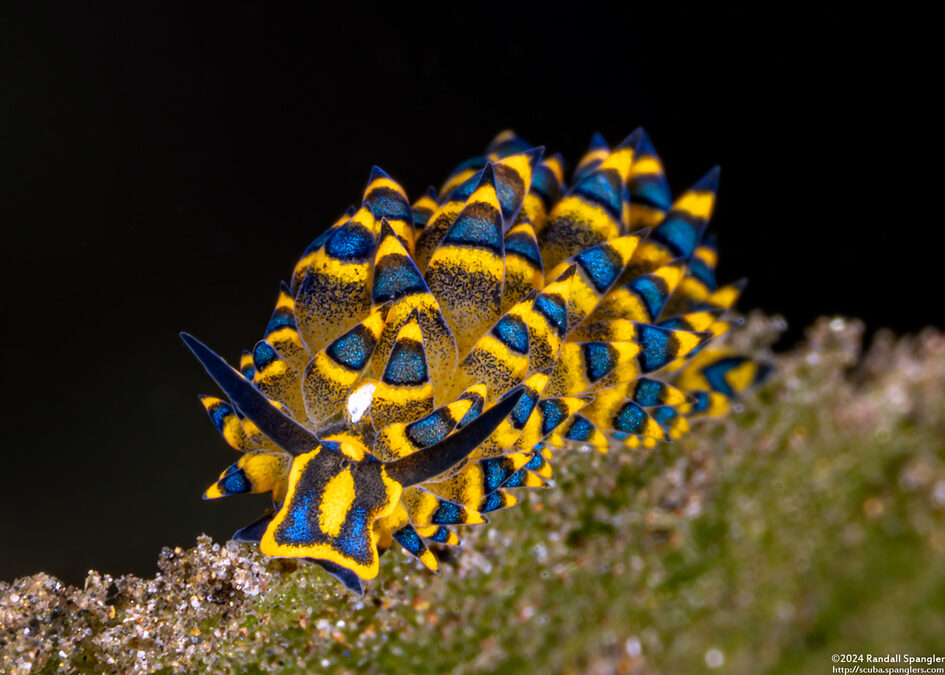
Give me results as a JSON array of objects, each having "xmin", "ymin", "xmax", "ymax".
[{"xmin": 346, "ymin": 382, "xmax": 376, "ymax": 423}]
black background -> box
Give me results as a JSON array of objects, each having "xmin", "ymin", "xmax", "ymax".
[{"xmin": 1, "ymin": 3, "xmax": 935, "ymax": 584}]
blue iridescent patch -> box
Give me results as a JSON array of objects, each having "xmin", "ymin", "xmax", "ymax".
[
  {"xmin": 432, "ymin": 500, "xmax": 463, "ymax": 525},
  {"xmin": 480, "ymin": 492, "xmax": 506, "ymax": 513},
  {"xmin": 534, "ymin": 294, "xmax": 567, "ymax": 335},
  {"xmin": 492, "ymin": 315, "xmax": 529, "ymax": 354},
  {"xmin": 584, "ymin": 342, "xmax": 616, "ymax": 381},
  {"xmin": 209, "ymin": 402, "xmax": 232, "ymax": 430},
  {"xmin": 524, "ymin": 453, "xmax": 545, "ymax": 471},
  {"xmin": 328, "ymin": 331, "xmax": 371, "ymax": 371},
  {"xmin": 221, "ymin": 469, "xmax": 251, "ymax": 495},
  {"xmin": 366, "ymin": 188, "xmax": 410, "ymax": 220},
  {"xmin": 573, "ymin": 159, "xmax": 603, "ymax": 184},
  {"xmin": 393, "ymin": 525, "xmax": 424, "ymax": 555},
  {"xmin": 629, "ymin": 276, "xmax": 666, "ymax": 321},
  {"xmin": 372, "ymin": 256, "xmax": 426, "ymax": 302},
  {"xmin": 615, "ymin": 402, "xmax": 646, "ymax": 434},
  {"xmin": 280, "ymin": 492, "xmax": 316, "ymax": 543},
  {"xmin": 457, "ymin": 396, "xmax": 483, "ymax": 427},
  {"xmin": 539, "ymin": 399, "xmax": 567, "ymax": 435},
  {"xmin": 483, "ymin": 457, "xmax": 512, "ymax": 492},
  {"xmin": 443, "ymin": 210, "xmax": 503, "ymax": 251},
  {"xmin": 427, "ymin": 527, "xmax": 451, "ymax": 543},
  {"xmin": 573, "ymin": 170, "xmax": 622, "ymax": 220},
  {"xmin": 702, "ymin": 357, "xmax": 742, "ymax": 397},
  {"xmin": 253, "ymin": 341, "xmax": 280, "ymax": 370},
  {"xmin": 503, "ymin": 470, "xmax": 527, "ymax": 488},
  {"xmin": 575, "ymin": 245, "xmax": 622, "ymax": 292},
  {"xmin": 636, "ymin": 323, "xmax": 672, "ymax": 373},
  {"xmin": 412, "ymin": 209, "xmax": 432, "ymax": 228},
  {"xmin": 653, "ymin": 217, "xmax": 699, "ymax": 259},
  {"xmin": 325, "ymin": 224, "xmax": 374, "ymax": 261},
  {"xmin": 652, "ymin": 406, "xmax": 678, "ymax": 425},
  {"xmin": 335, "ymin": 507, "xmax": 370, "ymax": 558},
  {"xmin": 531, "ymin": 163, "xmax": 559, "ymax": 202},
  {"xmin": 384, "ymin": 342, "xmax": 428, "ymax": 385},
  {"xmin": 266, "ymin": 311, "xmax": 295, "ymax": 334},
  {"xmin": 691, "ymin": 391, "xmax": 711, "ymax": 412},
  {"xmin": 565, "ymin": 415, "xmax": 594, "ymax": 441},
  {"xmin": 511, "ymin": 387, "xmax": 538, "ymax": 428},
  {"xmin": 634, "ymin": 378, "xmax": 663, "ymax": 407},
  {"xmin": 688, "ymin": 258, "xmax": 717, "ymax": 290},
  {"xmin": 495, "ymin": 175, "xmax": 519, "ymax": 220},
  {"xmin": 504, "ymin": 231, "xmax": 542, "ymax": 267},
  {"xmin": 407, "ymin": 412, "xmax": 450, "ymax": 447},
  {"xmin": 629, "ymin": 174, "xmax": 673, "ymax": 210}
]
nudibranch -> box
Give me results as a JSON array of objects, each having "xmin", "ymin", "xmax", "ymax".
[{"xmin": 183, "ymin": 129, "xmax": 769, "ymax": 594}]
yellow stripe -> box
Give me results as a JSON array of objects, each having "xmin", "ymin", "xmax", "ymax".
[
  {"xmin": 726, "ymin": 360, "xmax": 759, "ymax": 394},
  {"xmin": 318, "ymin": 468, "xmax": 356, "ymax": 537},
  {"xmin": 314, "ymin": 350, "xmax": 360, "ymax": 387},
  {"xmin": 222, "ymin": 417, "xmax": 251, "ymax": 450},
  {"xmin": 255, "ymin": 359, "xmax": 289, "ymax": 380},
  {"xmin": 631, "ymin": 156, "xmax": 663, "ymax": 176},
  {"xmin": 349, "ymin": 204, "xmax": 378, "ymax": 235},
  {"xmin": 497, "ymin": 152, "xmax": 533, "ymax": 182},
  {"xmin": 521, "ymin": 194, "xmax": 548, "ymax": 232},
  {"xmin": 291, "ymin": 251, "xmax": 319, "ymax": 287},
  {"xmin": 395, "ymin": 318, "xmax": 424, "ymax": 344},
  {"xmin": 475, "ymin": 333, "xmax": 528, "ymax": 369},
  {"xmin": 317, "ymin": 256, "xmax": 371, "ymax": 284},
  {"xmin": 544, "ymin": 156, "xmax": 564, "ymax": 184},
  {"xmin": 598, "ymin": 145, "xmax": 634, "ymax": 181},
  {"xmin": 239, "ymin": 452, "xmax": 287, "ymax": 494},
  {"xmin": 418, "ymin": 549, "xmax": 439, "ymax": 571},
  {"xmin": 520, "ymin": 472, "xmax": 546, "ymax": 488},
  {"xmin": 366, "ymin": 176, "xmax": 405, "ymax": 196},
  {"xmin": 260, "ymin": 451, "xmax": 402, "ymax": 580},
  {"xmin": 428, "ymin": 246, "xmax": 503, "ymax": 279},
  {"xmin": 673, "ymin": 191, "xmax": 715, "ymax": 219},
  {"xmin": 630, "ymin": 241, "xmax": 674, "ymax": 271},
  {"xmin": 673, "ymin": 330, "xmax": 706, "ymax": 358},
  {"xmin": 708, "ymin": 283, "xmax": 742, "ymax": 309},
  {"xmin": 654, "ymin": 261, "xmax": 686, "ymax": 289},
  {"xmin": 267, "ymin": 326, "xmax": 305, "ymax": 349},
  {"xmin": 203, "ymin": 483, "xmax": 224, "ymax": 499},
  {"xmin": 694, "ymin": 246, "xmax": 718, "ymax": 269}
]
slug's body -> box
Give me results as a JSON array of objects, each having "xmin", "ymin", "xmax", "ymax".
[{"xmin": 184, "ymin": 130, "xmax": 769, "ymax": 594}]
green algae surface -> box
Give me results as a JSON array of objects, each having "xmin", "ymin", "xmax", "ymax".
[{"xmin": 2, "ymin": 315, "xmax": 944, "ymax": 673}]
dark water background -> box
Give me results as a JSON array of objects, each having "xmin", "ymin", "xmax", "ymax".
[{"xmin": 1, "ymin": 3, "xmax": 933, "ymax": 583}]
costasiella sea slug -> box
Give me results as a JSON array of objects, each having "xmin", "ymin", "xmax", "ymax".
[{"xmin": 182, "ymin": 129, "xmax": 770, "ymax": 594}]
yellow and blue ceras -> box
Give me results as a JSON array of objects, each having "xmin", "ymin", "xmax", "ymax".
[{"xmin": 183, "ymin": 129, "xmax": 770, "ymax": 594}]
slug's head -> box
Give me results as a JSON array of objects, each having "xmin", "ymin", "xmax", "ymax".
[{"xmin": 181, "ymin": 332, "xmax": 523, "ymax": 586}]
